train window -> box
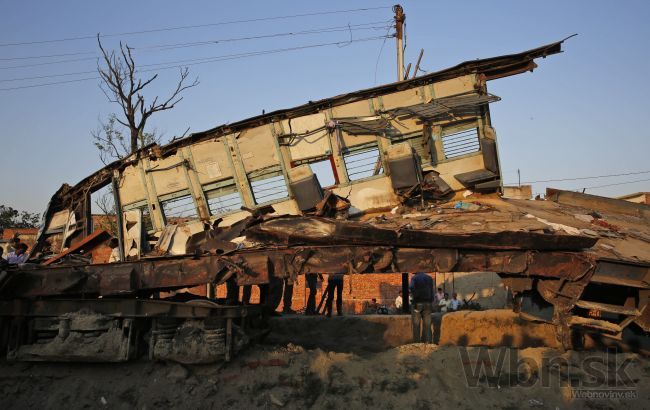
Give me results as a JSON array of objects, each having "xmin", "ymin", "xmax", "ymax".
[
  {"xmin": 441, "ymin": 127, "xmax": 480, "ymax": 159},
  {"xmin": 249, "ymin": 166, "xmax": 289, "ymax": 204},
  {"xmin": 160, "ymin": 193, "xmax": 198, "ymax": 221},
  {"xmin": 343, "ymin": 144, "xmax": 382, "ymax": 181},
  {"xmin": 205, "ymin": 183, "xmax": 242, "ymax": 215}
]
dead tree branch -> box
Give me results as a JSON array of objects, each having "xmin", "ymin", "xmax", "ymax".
[{"xmin": 96, "ymin": 35, "xmax": 198, "ymax": 153}]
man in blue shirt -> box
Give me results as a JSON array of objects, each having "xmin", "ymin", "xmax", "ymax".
[{"xmin": 409, "ymin": 272, "xmax": 434, "ymax": 343}]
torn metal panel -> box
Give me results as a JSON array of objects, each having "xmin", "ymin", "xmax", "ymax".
[
  {"xmin": 547, "ymin": 188, "xmax": 650, "ymax": 220},
  {"xmin": 334, "ymin": 116, "xmax": 391, "ymax": 135},
  {"xmin": 591, "ymin": 259, "xmax": 650, "ymax": 288},
  {"xmin": 384, "ymin": 92, "xmax": 501, "ymax": 123}
]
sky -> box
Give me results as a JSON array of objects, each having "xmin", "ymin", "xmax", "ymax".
[{"xmin": 0, "ymin": 0, "xmax": 649, "ymax": 213}]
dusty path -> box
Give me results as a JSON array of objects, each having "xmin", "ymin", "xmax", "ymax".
[{"xmin": 1, "ymin": 343, "xmax": 648, "ymax": 409}]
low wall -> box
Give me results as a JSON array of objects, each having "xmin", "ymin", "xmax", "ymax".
[{"xmin": 266, "ymin": 310, "xmax": 559, "ymax": 353}]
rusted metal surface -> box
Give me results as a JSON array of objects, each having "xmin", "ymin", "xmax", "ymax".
[
  {"xmin": 1, "ymin": 245, "xmax": 602, "ymax": 299},
  {"xmin": 0, "ymin": 298, "xmax": 258, "ymax": 319},
  {"xmin": 245, "ymin": 216, "xmax": 599, "ymax": 250}
]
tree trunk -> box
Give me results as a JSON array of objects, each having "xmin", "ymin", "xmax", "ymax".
[{"xmin": 130, "ymin": 128, "xmax": 138, "ymax": 153}]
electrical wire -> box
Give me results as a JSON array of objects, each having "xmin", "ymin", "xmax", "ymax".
[
  {"xmin": 0, "ymin": 35, "xmax": 393, "ymax": 91},
  {"xmin": 0, "ymin": 21, "xmax": 392, "ymax": 69},
  {"xmin": 0, "ymin": 6, "xmax": 392, "ymax": 47},
  {"xmin": 504, "ymin": 170, "xmax": 650, "ymax": 185},
  {"xmin": 1, "ymin": 34, "xmax": 393, "ymax": 83},
  {"xmin": 581, "ymin": 178, "xmax": 650, "ymax": 191}
]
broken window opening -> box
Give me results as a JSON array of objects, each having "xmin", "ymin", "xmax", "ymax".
[
  {"xmin": 343, "ymin": 144, "xmax": 383, "ymax": 181},
  {"xmin": 292, "ymin": 156, "xmax": 338, "ymax": 188},
  {"xmin": 441, "ymin": 127, "xmax": 480, "ymax": 159},
  {"xmin": 90, "ymin": 184, "xmax": 117, "ymax": 235},
  {"xmin": 205, "ymin": 181, "xmax": 242, "ymax": 215},
  {"xmin": 140, "ymin": 206, "xmax": 154, "ymax": 233},
  {"xmin": 160, "ymin": 193, "xmax": 198, "ymax": 222},
  {"xmin": 249, "ymin": 167, "xmax": 289, "ymax": 205}
]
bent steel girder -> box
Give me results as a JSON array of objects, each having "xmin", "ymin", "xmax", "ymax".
[{"xmin": 0, "ymin": 246, "xmax": 597, "ymax": 299}]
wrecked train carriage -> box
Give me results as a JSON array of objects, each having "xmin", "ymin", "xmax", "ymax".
[
  {"xmin": 6, "ymin": 38, "xmax": 647, "ymax": 361},
  {"xmin": 30, "ymin": 40, "xmax": 571, "ymax": 260}
]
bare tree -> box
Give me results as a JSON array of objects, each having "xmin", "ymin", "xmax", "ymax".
[{"xmin": 97, "ymin": 35, "xmax": 198, "ymax": 153}]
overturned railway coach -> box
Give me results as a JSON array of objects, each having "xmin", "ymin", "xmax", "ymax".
[{"xmin": 1, "ymin": 38, "xmax": 649, "ymax": 362}]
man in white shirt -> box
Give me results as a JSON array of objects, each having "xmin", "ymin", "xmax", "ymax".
[
  {"xmin": 438, "ymin": 292, "xmax": 450, "ymax": 312},
  {"xmin": 449, "ymin": 292, "xmax": 462, "ymax": 311},
  {"xmin": 395, "ymin": 291, "xmax": 403, "ymax": 311}
]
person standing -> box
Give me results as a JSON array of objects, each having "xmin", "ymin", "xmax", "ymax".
[
  {"xmin": 305, "ymin": 273, "xmax": 321, "ymax": 315},
  {"xmin": 439, "ymin": 292, "xmax": 450, "ymax": 313},
  {"xmin": 409, "ymin": 272, "xmax": 434, "ymax": 343},
  {"xmin": 268, "ymin": 276, "xmax": 295, "ymax": 314},
  {"xmin": 435, "ymin": 287, "xmax": 445, "ymax": 304},
  {"xmin": 324, "ymin": 273, "xmax": 344, "ymax": 317},
  {"xmin": 395, "ymin": 290, "xmax": 403, "ymax": 312},
  {"xmin": 449, "ymin": 292, "xmax": 462, "ymax": 311}
]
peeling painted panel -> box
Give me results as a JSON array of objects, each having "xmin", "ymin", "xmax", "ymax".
[
  {"xmin": 216, "ymin": 210, "xmax": 250, "ymax": 227},
  {"xmin": 168, "ymin": 220, "xmax": 205, "ymax": 255},
  {"xmin": 331, "ymin": 176, "xmax": 397, "ymax": 213},
  {"xmin": 340, "ymin": 131, "xmax": 378, "ymax": 149},
  {"xmin": 267, "ymin": 199, "xmax": 300, "ymax": 216},
  {"xmin": 47, "ymin": 210, "xmax": 70, "ymax": 231},
  {"xmin": 285, "ymin": 113, "xmax": 331, "ymax": 161},
  {"xmin": 381, "ymin": 88, "xmax": 423, "ymax": 110},
  {"xmin": 189, "ymin": 139, "xmax": 233, "ymax": 184},
  {"xmin": 331, "ymin": 99, "xmax": 373, "ymax": 118},
  {"xmin": 118, "ymin": 165, "xmax": 147, "ymax": 206},
  {"xmin": 146, "ymin": 154, "xmax": 189, "ymax": 197},
  {"xmin": 433, "ymin": 154, "xmax": 485, "ymax": 191},
  {"xmin": 237, "ymin": 126, "xmax": 279, "ymax": 172},
  {"xmin": 432, "ymin": 75, "xmax": 476, "ymax": 98}
]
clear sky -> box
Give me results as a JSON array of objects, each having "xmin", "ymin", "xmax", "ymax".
[{"xmin": 1, "ymin": 0, "xmax": 649, "ymax": 213}]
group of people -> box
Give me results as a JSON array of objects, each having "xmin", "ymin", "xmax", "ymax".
[
  {"xmin": 409, "ymin": 272, "xmax": 463, "ymax": 343},
  {"xmin": 228, "ymin": 271, "xmax": 462, "ymax": 333},
  {"xmin": 229, "ymin": 272, "xmax": 345, "ymax": 318},
  {"xmin": 0, "ymin": 238, "xmax": 29, "ymax": 267}
]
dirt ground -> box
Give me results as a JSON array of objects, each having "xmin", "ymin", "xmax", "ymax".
[{"xmin": 1, "ymin": 341, "xmax": 649, "ymax": 410}]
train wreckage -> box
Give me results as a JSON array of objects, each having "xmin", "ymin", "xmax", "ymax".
[{"xmin": 1, "ymin": 37, "xmax": 649, "ymax": 363}]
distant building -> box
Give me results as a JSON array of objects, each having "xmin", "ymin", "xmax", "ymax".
[{"xmin": 618, "ymin": 192, "xmax": 650, "ymax": 205}]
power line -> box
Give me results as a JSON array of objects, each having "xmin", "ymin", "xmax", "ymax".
[
  {"xmin": 137, "ymin": 21, "xmax": 392, "ymax": 51},
  {"xmin": 0, "ymin": 35, "xmax": 393, "ymax": 91},
  {"xmin": 0, "ymin": 51, "xmax": 95, "ymax": 61},
  {"xmin": 0, "ymin": 34, "xmax": 393, "ymax": 83},
  {"xmin": 0, "ymin": 21, "xmax": 391, "ymax": 70},
  {"xmin": 0, "ymin": 6, "xmax": 392, "ymax": 47},
  {"xmin": 582, "ymin": 178, "xmax": 650, "ymax": 191},
  {"xmin": 505, "ymin": 170, "xmax": 650, "ymax": 185}
]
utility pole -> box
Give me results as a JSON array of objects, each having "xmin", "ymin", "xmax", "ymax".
[{"xmin": 394, "ymin": 4, "xmax": 405, "ymax": 81}]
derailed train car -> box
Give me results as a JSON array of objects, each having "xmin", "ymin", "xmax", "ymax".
[{"xmin": 1, "ymin": 37, "xmax": 649, "ymax": 363}]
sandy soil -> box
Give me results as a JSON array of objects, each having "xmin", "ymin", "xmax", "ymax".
[{"xmin": 1, "ymin": 342, "xmax": 648, "ymax": 410}]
